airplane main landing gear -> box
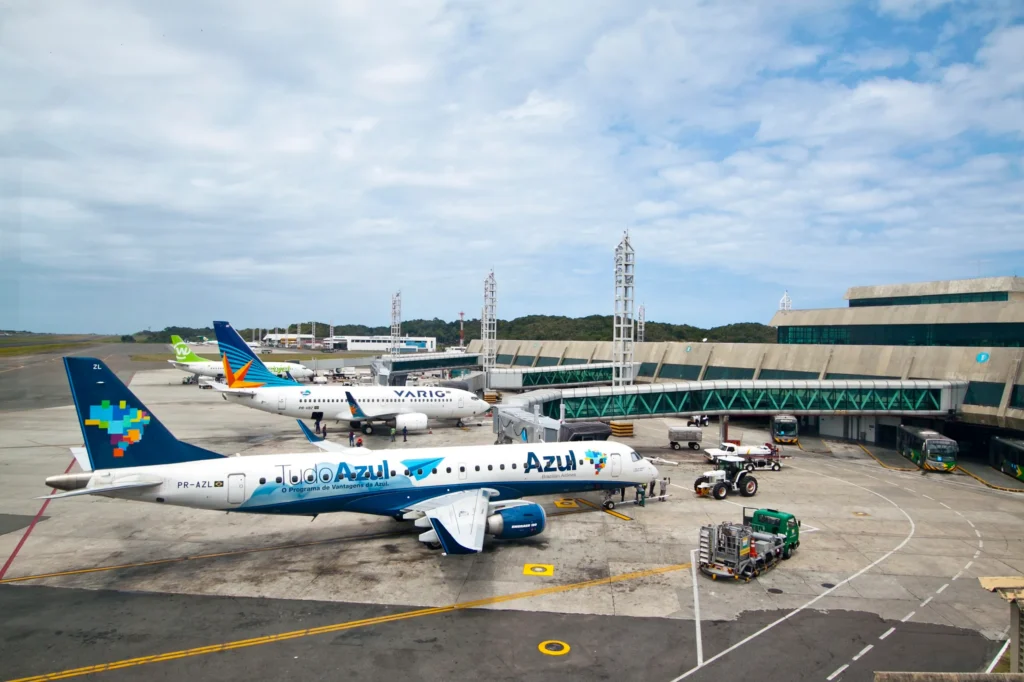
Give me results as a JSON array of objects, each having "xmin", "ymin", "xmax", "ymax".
[
  {"xmin": 422, "ymin": 541, "xmax": 442, "ymax": 550},
  {"xmin": 456, "ymin": 419, "xmax": 464, "ymax": 427},
  {"xmin": 362, "ymin": 424, "xmax": 374, "ymax": 435}
]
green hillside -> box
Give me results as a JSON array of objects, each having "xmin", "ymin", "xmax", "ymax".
[{"xmin": 132, "ymin": 317, "xmax": 776, "ymax": 346}]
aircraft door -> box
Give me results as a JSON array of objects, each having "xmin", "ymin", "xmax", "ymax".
[
  {"xmin": 227, "ymin": 474, "xmax": 246, "ymax": 504},
  {"xmin": 458, "ymin": 463, "xmax": 467, "ymax": 481},
  {"xmin": 610, "ymin": 454, "xmax": 621, "ymax": 477},
  {"xmin": 458, "ymin": 396, "xmax": 464, "ymax": 410},
  {"xmin": 277, "ymin": 396, "xmax": 286, "ymax": 411}
]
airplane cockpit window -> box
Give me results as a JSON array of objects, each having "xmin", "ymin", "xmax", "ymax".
[{"xmin": 630, "ymin": 452, "xmax": 642, "ymax": 462}]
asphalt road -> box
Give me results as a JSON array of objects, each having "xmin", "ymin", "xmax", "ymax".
[
  {"xmin": 0, "ymin": 343, "xmax": 170, "ymax": 412},
  {"xmin": 0, "ymin": 584, "xmax": 996, "ymax": 682}
]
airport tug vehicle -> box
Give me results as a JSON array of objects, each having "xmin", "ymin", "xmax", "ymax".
[
  {"xmin": 694, "ymin": 455, "xmax": 759, "ymax": 499},
  {"xmin": 698, "ymin": 508, "xmax": 801, "ymax": 581}
]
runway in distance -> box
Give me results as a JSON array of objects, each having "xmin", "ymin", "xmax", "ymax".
[
  {"xmin": 46, "ymin": 358, "xmax": 658, "ymax": 554},
  {"xmin": 212, "ymin": 321, "xmax": 488, "ymax": 433},
  {"xmin": 168, "ymin": 334, "xmax": 313, "ymax": 381}
]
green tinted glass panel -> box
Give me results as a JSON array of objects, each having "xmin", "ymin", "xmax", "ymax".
[
  {"xmin": 778, "ymin": 323, "xmax": 1024, "ymax": 347},
  {"xmin": 850, "ymin": 292, "xmax": 1008, "ymax": 307},
  {"xmin": 562, "ymin": 357, "xmax": 589, "ymax": 365},
  {"xmin": 1011, "ymin": 385, "xmax": 1024, "ymax": 409},
  {"xmin": 638, "ymin": 362, "xmax": 659, "ymax": 377},
  {"xmin": 825, "ymin": 373, "xmax": 898, "ymax": 380},
  {"xmin": 964, "ymin": 381, "xmax": 1004, "ymax": 407},
  {"xmin": 659, "ymin": 364, "xmax": 701, "ymax": 380},
  {"xmin": 703, "ymin": 366, "xmax": 755, "ymax": 380},
  {"xmin": 495, "ymin": 354, "xmax": 514, "ymax": 365},
  {"xmin": 522, "ymin": 366, "xmax": 613, "ymax": 387},
  {"xmin": 513, "ymin": 355, "xmax": 535, "ymax": 367},
  {"xmin": 534, "ymin": 356, "xmax": 560, "ymax": 367},
  {"xmin": 758, "ymin": 369, "xmax": 819, "ymax": 380}
]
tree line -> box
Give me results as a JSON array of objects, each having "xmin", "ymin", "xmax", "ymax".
[{"xmin": 131, "ymin": 316, "xmax": 776, "ymax": 346}]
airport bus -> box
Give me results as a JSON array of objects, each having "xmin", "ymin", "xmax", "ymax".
[
  {"xmin": 896, "ymin": 425, "xmax": 958, "ymax": 472},
  {"xmin": 771, "ymin": 415, "xmax": 799, "ymax": 444},
  {"xmin": 989, "ymin": 437, "xmax": 1024, "ymax": 483}
]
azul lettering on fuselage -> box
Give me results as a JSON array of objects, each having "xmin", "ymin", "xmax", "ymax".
[
  {"xmin": 275, "ymin": 460, "xmax": 391, "ymax": 486},
  {"xmin": 524, "ymin": 451, "xmax": 578, "ymax": 474},
  {"xmin": 393, "ymin": 389, "xmax": 447, "ymax": 398}
]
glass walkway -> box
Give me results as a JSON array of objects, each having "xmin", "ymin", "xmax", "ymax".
[
  {"xmin": 488, "ymin": 362, "xmax": 640, "ymax": 389},
  {"xmin": 504, "ymin": 379, "xmax": 967, "ymax": 421},
  {"xmin": 386, "ymin": 352, "xmax": 483, "ymax": 374}
]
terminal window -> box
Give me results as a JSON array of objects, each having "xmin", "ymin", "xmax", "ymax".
[
  {"xmin": 777, "ymin": 323, "xmax": 1024, "ymax": 347},
  {"xmin": 849, "ymin": 292, "xmax": 1009, "ymax": 307}
]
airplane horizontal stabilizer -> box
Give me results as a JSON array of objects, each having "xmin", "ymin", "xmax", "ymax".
[{"xmin": 41, "ymin": 480, "xmax": 161, "ymax": 500}]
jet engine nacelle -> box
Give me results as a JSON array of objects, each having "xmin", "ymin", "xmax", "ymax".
[
  {"xmin": 394, "ymin": 413, "xmax": 428, "ymax": 432},
  {"xmin": 485, "ymin": 502, "xmax": 547, "ymax": 540}
]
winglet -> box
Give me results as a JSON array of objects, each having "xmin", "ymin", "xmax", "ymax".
[
  {"xmin": 344, "ymin": 391, "xmax": 367, "ymax": 419},
  {"xmin": 297, "ymin": 419, "xmax": 324, "ymax": 443}
]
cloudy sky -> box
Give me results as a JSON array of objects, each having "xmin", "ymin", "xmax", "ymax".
[{"xmin": 2, "ymin": 0, "xmax": 1022, "ymax": 334}]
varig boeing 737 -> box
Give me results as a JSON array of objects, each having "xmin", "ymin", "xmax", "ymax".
[
  {"xmin": 212, "ymin": 321, "xmax": 487, "ymax": 434},
  {"xmin": 46, "ymin": 358, "xmax": 657, "ymax": 554},
  {"xmin": 169, "ymin": 335, "xmax": 314, "ymax": 382}
]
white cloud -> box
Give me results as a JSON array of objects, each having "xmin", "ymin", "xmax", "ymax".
[{"xmin": 0, "ymin": 0, "xmax": 1022, "ymax": 332}]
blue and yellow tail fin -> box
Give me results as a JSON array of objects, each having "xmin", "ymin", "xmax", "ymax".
[
  {"xmin": 213, "ymin": 321, "xmax": 300, "ymax": 388},
  {"xmin": 65, "ymin": 358, "xmax": 224, "ymax": 470}
]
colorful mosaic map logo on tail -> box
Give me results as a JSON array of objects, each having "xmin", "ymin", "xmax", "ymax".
[{"xmin": 85, "ymin": 400, "xmax": 151, "ymax": 458}]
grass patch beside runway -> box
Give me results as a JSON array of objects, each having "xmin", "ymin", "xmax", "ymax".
[{"xmin": 0, "ymin": 336, "xmax": 119, "ymax": 357}]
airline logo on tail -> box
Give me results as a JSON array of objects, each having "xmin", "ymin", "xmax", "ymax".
[
  {"xmin": 84, "ymin": 400, "xmax": 151, "ymax": 459},
  {"xmin": 221, "ymin": 354, "xmax": 266, "ymax": 389},
  {"xmin": 173, "ymin": 342, "xmax": 191, "ymax": 361},
  {"xmin": 345, "ymin": 391, "xmax": 367, "ymax": 419}
]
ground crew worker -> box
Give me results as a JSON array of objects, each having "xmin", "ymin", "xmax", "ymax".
[
  {"xmin": 638, "ymin": 484, "xmax": 646, "ymax": 507},
  {"xmin": 648, "ymin": 478, "xmax": 656, "ymax": 497},
  {"xmin": 619, "ymin": 487, "xmax": 626, "ymax": 502},
  {"xmin": 322, "ymin": 424, "xmax": 327, "ymax": 439},
  {"xmin": 356, "ymin": 437, "xmax": 363, "ymax": 448},
  {"xmin": 390, "ymin": 426, "xmax": 396, "ymax": 442},
  {"xmin": 659, "ymin": 477, "xmax": 668, "ymax": 501},
  {"xmin": 402, "ymin": 426, "xmax": 408, "ymax": 442},
  {"xmin": 348, "ymin": 431, "xmax": 355, "ymax": 447}
]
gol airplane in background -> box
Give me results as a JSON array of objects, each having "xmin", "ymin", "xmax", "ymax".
[{"xmin": 168, "ymin": 334, "xmax": 314, "ymax": 382}]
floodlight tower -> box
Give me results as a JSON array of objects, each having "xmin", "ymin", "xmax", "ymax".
[
  {"xmin": 612, "ymin": 230, "xmax": 635, "ymax": 387},
  {"xmin": 390, "ymin": 291, "xmax": 402, "ymax": 356},
  {"xmin": 637, "ymin": 303, "xmax": 646, "ymax": 343},
  {"xmin": 779, "ymin": 290, "xmax": 792, "ymax": 312},
  {"xmin": 482, "ymin": 271, "xmax": 497, "ymax": 375},
  {"xmin": 459, "ymin": 311, "xmax": 465, "ymax": 348}
]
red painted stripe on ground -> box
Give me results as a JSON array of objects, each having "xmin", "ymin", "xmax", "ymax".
[{"xmin": 0, "ymin": 458, "xmax": 75, "ymax": 580}]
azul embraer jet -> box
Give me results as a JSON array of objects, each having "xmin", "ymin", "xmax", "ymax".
[
  {"xmin": 211, "ymin": 320, "xmax": 487, "ymax": 434},
  {"xmin": 46, "ymin": 358, "xmax": 657, "ymax": 555}
]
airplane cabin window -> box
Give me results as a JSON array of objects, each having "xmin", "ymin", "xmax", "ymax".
[
  {"xmin": 291, "ymin": 475, "xmax": 298, "ymax": 483},
  {"xmin": 512, "ymin": 463, "xmax": 517, "ymax": 469},
  {"xmin": 432, "ymin": 468, "xmax": 437, "ymax": 474},
  {"xmin": 276, "ymin": 477, "xmax": 282, "ymax": 483},
  {"xmin": 390, "ymin": 470, "xmax": 396, "ymax": 477},
  {"xmin": 306, "ymin": 474, "xmax": 314, "ymax": 482},
  {"xmin": 404, "ymin": 469, "xmax": 410, "ymax": 476},
  {"xmin": 259, "ymin": 477, "xmax": 266, "ymax": 484},
  {"xmin": 475, "ymin": 465, "xmax": 480, "ymax": 471},
  {"xmin": 488, "ymin": 465, "xmax": 493, "ymax": 471},
  {"xmin": 459, "ymin": 466, "xmax": 465, "ymax": 473},
  {"xmin": 500, "ymin": 464, "xmax": 505, "ymax": 470},
  {"xmin": 417, "ymin": 469, "xmax": 423, "ymax": 475},
  {"xmin": 446, "ymin": 467, "xmax": 451, "ymax": 473}
]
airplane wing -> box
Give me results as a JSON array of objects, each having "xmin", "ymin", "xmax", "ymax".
[
  {"xmin": 41, "ymin": 480, "xmax": 162, "ymax": 500},
  {"xmin": 406, "ymin": 488, "xmax": 499, "ymax": 555},
  {"xmin": 343, "ymin": 391, "xmax": 400, "ymax": 420},
  {"xmin": 296, "ymin": 420, "xmax": 370, "ymax": 453}
]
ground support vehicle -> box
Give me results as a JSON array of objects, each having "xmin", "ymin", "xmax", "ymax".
[
  {"xmin": 897, "ymin": 424, "xmax": 958, "ymax": 472},
  {"xmin": 737, "ymin": 451, "xmax": 790, "ymax": 472},
  {"xmin": 704, "ymin": 441, "xmax": 778, "ymax": 463},
  {"xmin": 688, "ymin": 414, "xmax": 710, "ymax": 427},
  {"xmin": 771, "ymin": 415, "xmax": 799, "ymax": 445},
  {"xmin": 698, "ymin": 507, "xmax": 801, "ymax": 580},
  {"xmin": 694, "ymin": 456, "xmax": 759, "ymax": 500},
  {"xmin": 669, "ymin": 426, "xmax": 703, "ymax": 451}
]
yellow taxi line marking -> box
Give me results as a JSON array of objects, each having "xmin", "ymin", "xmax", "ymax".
[
  {"xmin": 8, "ymin": 563, "xmax": 690, "ymax": 682},
  {"xmin": 857, "ymin": 443, "xmax": 916, "ymax": 472},
  {"xmin": 955, "ymin": 465, "xmax": 1024, "ymax": 493},
  {"xmin": 575, "ymin": 497, "xmax": 632, "ymax": 521}
]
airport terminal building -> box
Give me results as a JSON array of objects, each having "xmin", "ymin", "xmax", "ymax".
[{"xmin": 468, "ymin": 276, "xmax": 1024, "ymax": 453}]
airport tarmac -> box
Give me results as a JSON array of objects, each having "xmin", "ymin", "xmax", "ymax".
[{"xmin": 2, "ymin": 365, "xmax": 1022, "ymax": 681}]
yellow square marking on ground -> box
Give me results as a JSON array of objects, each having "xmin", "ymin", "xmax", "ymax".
[
  {"xmin": 523, "ymin": 563, "xmax": 554, "ymax": 576},
  {"xmin": 553, "ymin": 499, "xmax": 578, "ymax": 508}
]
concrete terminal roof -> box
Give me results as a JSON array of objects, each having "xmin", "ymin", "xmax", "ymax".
[
  {"xmin": 770, "ymin": 299, "xmax": 1024, "ymax": 327},
  {"xmin": 845, "ymin": 275, "xmax": 1024, "ymax": 300}
]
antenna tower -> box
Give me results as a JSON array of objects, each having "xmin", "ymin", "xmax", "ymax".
[
  {"xmin": 459, "ymin": 311, "xmax": 465, "ymax": 348},
  {"xmin": 613, "ymin": 230, "xmax": 635, "ymax": 387},
  {"xmin": 391, "ymin": 291, "xmax": 402, "ymax": 356},
  {"xmin": 779, "ymin": 290, "xmax": 792, "ymax": 312},
  {"xmin": 482, "ymin": 271, "xmax": 497, "ymax": 376}
]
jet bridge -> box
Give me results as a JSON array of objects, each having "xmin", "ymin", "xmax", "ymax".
[
  {"xmin": 487, "ymin": 362, "xmax": 641, "ymax": 390},
  {"xmin": 505, "ymin": 379, "xmax": 968, "ymax": 422},
  {"xmin": 373, "ymin": 352, "xmax": 483, "ymax": 385}
]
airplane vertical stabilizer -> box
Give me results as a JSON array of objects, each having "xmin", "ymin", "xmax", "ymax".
[
  {"xmin": 213, "ymin": 321, "xmax": 300, "ymax": 387},
  {"xmin": 64, "ymin": 358, "xmax": 224, "ymax": 470}
]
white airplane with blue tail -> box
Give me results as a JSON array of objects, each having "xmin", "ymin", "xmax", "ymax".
[{"xmin": 45, "ymin": 358, "xmax": 658, "ymax": 555}]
